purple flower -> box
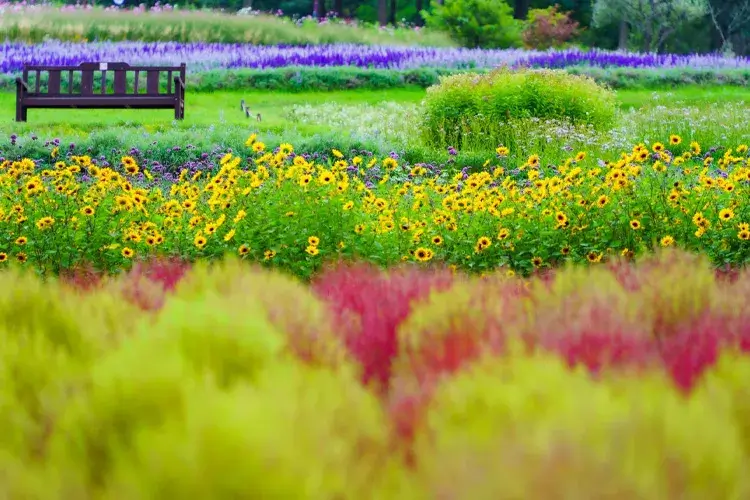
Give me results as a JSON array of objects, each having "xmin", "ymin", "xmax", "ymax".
[{"xmin": 2, "ymin": 42, "xmax": 747, "ymax": 75}]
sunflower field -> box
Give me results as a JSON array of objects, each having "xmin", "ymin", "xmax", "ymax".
[{"xmin": 1, "ymin": 134, "xmax": 749, "ymax": 278}]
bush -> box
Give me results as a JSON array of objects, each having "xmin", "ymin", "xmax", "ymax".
[
  {"xmin": 421, "ymin": 67, "xmax": 617, "ymax": 150},
  {"xmin": 522, "ymin": 5, "xmax": 581, "ymax": 50},
  {"xmin": 413, "ymin": 354, "xmax": 749, "ymax": 498},
  {"xmin": 422, "ymin": 0, "xmax": 522, "ymax": 49},
  {"xmin": 6, "ymin": 254, "xmax": 750, "ymax": 495}
]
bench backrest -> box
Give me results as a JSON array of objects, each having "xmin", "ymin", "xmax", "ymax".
[{"xmin": 21, "ymin": 62, "xmax": 186, "ymax": 96}]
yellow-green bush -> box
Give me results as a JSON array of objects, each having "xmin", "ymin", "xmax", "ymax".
[
  {"xmin": 102, "ymin": 363, "xmax": 411, "ymax": 499},
  {"xmin": 413, "ymin": 354, "xmax": 749, "ymax": 499},
  {"xmin": 49, "ymin": 293, "xmax": 286, "ymax": 489},
  {"xmin": 172, "ymin": 258, "xmax": 350, "ymax": 371},
  {"xmin": 0, "ymin": 270, "xmax": 140, "ymax": 461},
  {"xmin": 421, "ymin": 67, "xmax": 616, "ymax": 149},
  {"xmin": 3, "ymin": 259, "xmax": 750, "ymax": 497},
  {"xmin": 699, "ymin": 354, "xmax": 750, "ymax": 460}
]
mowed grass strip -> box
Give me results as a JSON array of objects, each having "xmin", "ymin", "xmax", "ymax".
[{"xmin": 0, "ymin": 85, "xmax": 748, "ymax": 137}]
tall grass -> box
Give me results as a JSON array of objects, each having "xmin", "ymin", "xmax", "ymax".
[{"xmin": 0, "ymin": 7, "xmax": 453, "ymax": 46}]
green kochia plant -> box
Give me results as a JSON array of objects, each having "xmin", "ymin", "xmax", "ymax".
[{"xmin": 420, "ymin": 68, "xmax": 617, "ymax": 150}]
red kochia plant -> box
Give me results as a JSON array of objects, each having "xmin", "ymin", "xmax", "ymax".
[
  {"xmin": 522, "ymin": 5, "xmax": 580, "ymax": 50},
  {"xmin": 60, "ymin": 263, "xmax": 105, "ymax": 291},
  {"xmin": 387, "ymin": 276, "xmax": 530, "ymax": 447},
  {"xmin": 658, "ymin": 309, "xmax": 750, "ymax": 392},
  {"xmin": 535, "ymin": 301, "xmax": 658, "ymax": 375},
  {"xmin": 312, "ymin": 263, "xmax": 457, "ymax": 394},
  {"xmin": 60, "ymin": 257, "xmax": 190, "ymax": 306},
  {"xmin": 117, "ymin": 257, "xmax": 191, "ymax": 311}
]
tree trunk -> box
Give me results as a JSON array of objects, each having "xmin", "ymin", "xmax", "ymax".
[
  {"xmin": 333, "ymin": 0, "xmax": 343, "ymax": 16},
  {"xmin": 513, "ymin": 0, "xmax": 529, "ymax": 20},
  {"xmin": 710, "ymin": 24, "xmax": 724, "ymax": 52},
  {"xmin": 378, "ymin": 0, "xmax": 388, "ymax": 25},
  {"xmin": 618, "ymin": 19, "xmax": 628, "ymax": 49},
  {"xmin": 389, "ymin": 0, "xmax": 397, "ymax": 24},
  {"xmin": 415, "ymin": 0, "xmax": 423, "ymax": 25}
]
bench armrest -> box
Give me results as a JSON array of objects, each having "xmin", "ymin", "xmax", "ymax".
[
  {"xmin": 173, "ymin": 76, "xmax": 185, "ymax": 90},
  {"xmin": 16, "ymin": 78, "xmax": 28, "ymax": 92}
]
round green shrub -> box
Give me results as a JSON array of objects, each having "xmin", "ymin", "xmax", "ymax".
[{"xmin": 421, "ymin": 68, "xmax": 617, "ymax": 150}]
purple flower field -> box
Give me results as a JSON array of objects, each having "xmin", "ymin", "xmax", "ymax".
[{"xmin": 2, "ymin": 42, "xmax": 749, "ymax": 74}]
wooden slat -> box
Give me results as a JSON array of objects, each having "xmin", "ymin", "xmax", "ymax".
[
  {"xmin": 68, "ymin": 70, "xmax": 73, "ymax": 94},
  {"xmin": 134, "ymin": 70, "xmax": 140, "ymax": 94},
  {"xmin": 34, "ymin": 70, "xmax": 40, "ymax": 93},
  {"xmin": 146, "ymin": 71, "xmax": 160, "ymax": 95},
  {"xmin": 24, "ymin": 65, "xmax": 181, "ymax": 72},
  {"xmin": 114, "ymin": 70, "xmax": 127, "ymax": 94},
  {"xmin": 48, "ymin": 70, "xmax": 61, "ymax": 94},
  {"xmin": 101, "ymin": 70, "xmax": 107, "ymax": 94},
  {"xmin": 81, "ymin": 70, "xmax": 94, "ymax": 95}
]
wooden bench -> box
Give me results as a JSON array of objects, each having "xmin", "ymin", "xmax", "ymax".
[{"xmin": 15, "ymin": 62, "xmax": 186, "ymax": 122}]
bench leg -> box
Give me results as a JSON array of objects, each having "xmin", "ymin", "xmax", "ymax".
[
  {"xmin": 174, "ymin": 97, "xmax": 184, "ymax": 120},
  {"xmin": 15, "ymin": 105, "xmax": 27, "ymax": 122}
]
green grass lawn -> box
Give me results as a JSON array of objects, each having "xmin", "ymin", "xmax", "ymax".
[
  {"xmin": 616, "ymin": 86, "xmax": 750, "ymax": 109},
  {"xmin": 1, "ymin": 85, "xmax": 748, "ymax": 138},
  {"xmin": 0, "ymin": 88, "xmax": 426, "ymax": 136}
]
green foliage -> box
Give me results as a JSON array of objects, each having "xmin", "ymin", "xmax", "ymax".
[
  {"xmin": 565, "ymin": 66, "xmax": 750, "ymax": 89},
  {"xmin": 421, "ymin": 68, "xmax": 617, "ymax": 149},
  {"xmin": 592, "ymin": 0, "xmax": 708, "ymax": 52},
  {"xmin": 422, "ymin": 0, "xmax": 522, "ymax": 48},
  {"xmin": 188, "ymin": 67, "xmax": 460, "ymax": 92}
]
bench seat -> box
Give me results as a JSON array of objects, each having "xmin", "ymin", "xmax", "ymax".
[{"xmin": 23, "ymin": 95, "xmax": 178, "ymax": 109}]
